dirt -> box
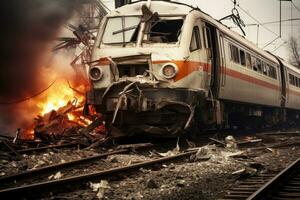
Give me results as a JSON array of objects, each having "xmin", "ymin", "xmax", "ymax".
[{"xmin": 1, "ymin": 132, "xmax": 300, "ymax": 200}]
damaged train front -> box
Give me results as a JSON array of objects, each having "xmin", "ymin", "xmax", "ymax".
[{"xmin": 86, "ymin": 3, "xmax": 205, "ymax": 136}]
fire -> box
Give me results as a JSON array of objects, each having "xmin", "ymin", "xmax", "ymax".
[
  {"xmin": 37, "ymin": 80, "xmax": 85, "ymax": 115},
  {"xmin": 20, "ymin": 78, "xmax": 101, "ymax": 140}
]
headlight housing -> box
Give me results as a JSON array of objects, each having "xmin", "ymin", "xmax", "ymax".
[
  {"xmin": 89, "ymin": 66, "xmax": 103, "ymax": 81},
  {"xmin": 161, "ymin": 63, "xmax": 178, "ymax": 79}
]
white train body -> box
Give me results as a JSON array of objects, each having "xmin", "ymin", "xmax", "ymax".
[{"xmin": 87, "ymin": 1, "xmax": 300, "ymax": 135}]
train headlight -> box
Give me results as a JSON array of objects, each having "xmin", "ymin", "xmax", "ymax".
[
  {"xmin": 89, "ymin": 66, "xmax": 103, "ymax": 81},
  {"xmin": 161, "ymin": 63, "xmax": 178, "ymax": 79}
]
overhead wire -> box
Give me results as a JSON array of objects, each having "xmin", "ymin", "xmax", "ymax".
[
  {"xmin": 0, "ymin": 79, "xmax": 57, "ymax": 105},
  {"xmin": 292, "ymin": 1, "xmax": 300, "ymax": 13},
  {"xmin": 227, "ymin": 0, "xmax": 288, "ymax": 50},
  {"xmin": 228, "ymin": 0, "xmax": 279, "ymax": 37}
]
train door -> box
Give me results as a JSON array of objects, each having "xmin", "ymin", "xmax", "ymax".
[
  {"xmin": 187, "ymin": 19, "xmax": 207, "ymax": 90},
  {"xmin": 203, "ymin": 22, "xmax": 220, "ymax": 98}
]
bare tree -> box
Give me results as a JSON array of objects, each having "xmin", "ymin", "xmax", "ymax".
[{"xmin": 288, "ymin": 36, "xmax": 300, "ymax": 68}]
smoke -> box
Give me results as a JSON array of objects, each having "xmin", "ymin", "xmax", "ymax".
[{"xmin": 0, "ymin": 0, "xmax": 86, "ymax": 134}]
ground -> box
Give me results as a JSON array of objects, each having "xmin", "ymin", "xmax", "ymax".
[{"xmin": 0, "ymin": 130, "xmax": 300, "ymax": 200}]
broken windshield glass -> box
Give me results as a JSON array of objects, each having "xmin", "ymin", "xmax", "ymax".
[
  {"xmin": 102, "ymin": 16, "xmax": 141, "ymax": 44},
  {"xmin": 145, "ymin": 18, "xmax": 184, "ymax": 43}
]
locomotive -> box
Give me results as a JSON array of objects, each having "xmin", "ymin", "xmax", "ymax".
[{"xmin": 86, "ymin": 0, "xmax": 300, "ymax": 136}]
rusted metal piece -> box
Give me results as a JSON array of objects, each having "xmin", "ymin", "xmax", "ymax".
[{"xmin": 0, "ymin": 150, "xmax": 197, "ymax": 198}]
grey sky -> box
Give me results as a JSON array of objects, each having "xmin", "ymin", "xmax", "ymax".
[{"xmin": 102, "ymin": 0, "xmax": 300, "ymax": 60}]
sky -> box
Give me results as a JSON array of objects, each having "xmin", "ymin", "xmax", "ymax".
[{"xmin": 101, "ymin": 0, "xmax": 300, "ymax": 61}]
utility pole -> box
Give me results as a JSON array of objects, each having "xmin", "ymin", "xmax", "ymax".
[{"xmin": 279, "ymin": 0, "xmax": 292, "ymax": 37}]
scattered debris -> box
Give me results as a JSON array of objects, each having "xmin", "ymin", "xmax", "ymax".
[
  {"xmin": 48, "ymin": 171, "xmax": 63, "ymax": 180},
  {"xmin": 225, "ymin": 135, "xmax": 237, "ymax": 149},
  {"xmin": 189, "ymin": 147, "xmax": 211, "ymax": 162},
  {"xmin": 209, "ymin": 137, "xmax": 225, "ymax": 146},
  {"xmin": 89, "ymin": 180, "xmax": 110, "ymax": 199}
]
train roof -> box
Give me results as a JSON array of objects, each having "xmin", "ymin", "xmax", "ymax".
[
  {"xmin": 109, "ymin": 0, "xmax": 192, "ymax": 16},
  {"xmin": 281, "ymin": 59, "xmax": 300, "ymax": 74}
]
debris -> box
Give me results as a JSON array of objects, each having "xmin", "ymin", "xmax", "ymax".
[
  {"xmin": 13, "ymin": 128, "xmax": 21, "ymax": 143},
  {"xmin": 189, "ymin": 147, "xmax": 211, "ymax": 162},
  {"xmin": 238, "ymin": 139, "xmax": 262, "ymax": 146},
  {"xmin": 116, "ymin": 143, "xmax": 153, "ymax": 150},
  {"xmin": 225, "ymin": 135, "xmax": 237, "ymax": 149},
  {"xmin": 48, "ymin": 171, "xmax": 63, "ymax": 180},
  {"xmin": 1, "ymin": 140, "xmax": 20, "ymax": 157},
  {"xmin": 89, "ymin": 180, "xmax": 110, "ymax": 199},
  {"xmin": 185, "ymin": 139, "xmax": 196, "ymax": 148},
  {"xmin": 266, "ymin": 148, "xmax": 280, "ymax": 155},
  {"xmin": 209, "ymin": 137, "xmax": 225, "ymax": 146},
  {"xmin": 146, "ymin": 179, "xmax": 159, "ymax": 188},
  {"xmin": 176, "ymin": 179, "xmax": 185, "ymax": 187},
  {"xmin": 154, "ymin": 140, "xmax": 181, "ymax": 157},
  {"xmin": 232, "ymin": 168, "xmax": 246, "ymax": 175}
]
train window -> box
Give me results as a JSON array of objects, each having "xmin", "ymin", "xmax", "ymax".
[
  {"xmin": 102, "ymin": 16, "xmax": 141, "ymax": 44},
  {"xmin": 148, "ymin": 19, "xmax": 184, "ymax": 43},
  {"xmin": 240, "ymin": 50, "xmax": 246, "ymax": 66},
  {"xmin": 267, "ymin": 65, "xmax": 277, "ymax": 79},
  {"xmin": 252, "ymin": 57, "xmax": 258, "ymax": 71},
  {"xmin": 289, "ymin": 74, "xmax": 293, "ymax": 85},
  {"xmin": 230, "ymin": 44, "xmax": 239, "ymax": 63},
  {"xmin": 190, "ymin": 26, "xmax": 201, "ymax": 51},
  {"xmin": 256, "ymin": 59, "xmax": 262, "ymax": 73},
  {"xmin": 262, "ymin": 62, "xmax": 268, "ymax": 76},
  {"xmin": 246, "ymin": 53, "xmax": 252, "ymax": 69},
  {"xmin": 203, "ymin": 26, "xmax": 212, "ymax": 49}
]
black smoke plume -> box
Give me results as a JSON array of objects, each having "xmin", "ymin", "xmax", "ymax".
[{"xmin": 0, "ymin": 0, "xmax": 85, "ymax": 133}]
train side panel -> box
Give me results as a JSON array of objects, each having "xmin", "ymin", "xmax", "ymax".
[{"xmin": 218, "ymin": 35, "xmax": 281, "ymax": 107}]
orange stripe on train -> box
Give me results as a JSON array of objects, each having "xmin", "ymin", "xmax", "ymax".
[{"xmin": 152, "ymin": 60, "xmax": 282, "ymax": 91}]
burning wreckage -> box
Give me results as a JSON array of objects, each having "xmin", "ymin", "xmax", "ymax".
[{"xmin": 12, "ymin": 1, "xmax": 206, "ymax": 140}]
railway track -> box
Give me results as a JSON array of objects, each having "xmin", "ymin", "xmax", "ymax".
[
  {"xmin": 221, "ymin": 157, "xmax": 300, "ymax": 200},
  {"xmin": 0, "ymin": 150, "xmax": 197, "ymax": 199}
]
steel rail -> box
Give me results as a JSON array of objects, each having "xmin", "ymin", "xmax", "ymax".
[
  {"xmin": 0, "ymin": 143, "xmax": 153, "ymax": 184},
  {"xmin": 0, "ymin": 150, "xmax": 197, "ymax": 198},
  {"xmin": 16, "ymin": 143, "xmax": 79, "ymax": 153},
  {"xmin": 247, "ymin": 157, "xmax": 300, "ymax": 200},
  {"xmin": 0, "ymin": 149, "xmax": 129, "ymax": 184}
]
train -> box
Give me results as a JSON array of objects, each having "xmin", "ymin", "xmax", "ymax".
[{"xmin": 85, "ymin": 0, "xmax": 300, "ymax": 136}]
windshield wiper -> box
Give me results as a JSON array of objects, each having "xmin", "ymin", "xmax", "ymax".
[{"xmin": 113, "ymin": 25, "xmax": 139, "ymax": 35}]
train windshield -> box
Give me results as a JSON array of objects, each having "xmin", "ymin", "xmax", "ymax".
[
  {"xmin": 144, "ymin": 17, "xmax": 184, "ymax": 44},
  {"xmin": 102, "ymin": 16, "xmax": 141, "ymax": 44}
]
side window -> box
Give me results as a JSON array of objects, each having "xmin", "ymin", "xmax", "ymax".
[
  {"xmin": 252, "ymin": 56, "xmax": 257, "ymax": 71},
  {"xmin": 202, "ymin": 26, "xmax": 211, "ymax": 48},
  {"xmin": 230, "ymin": 44, "xmax": 239, "ymax": 63},
  {"xmin": 262, "ymin": 62, "xmax": 268, "ymax": 76},
  {"xmin": 289, "ymin": 74, "xmax": 293, "ymax": 85},
  {"xmin": 240, "ymin": 50, "xmax": 246, "ymax": 66},
  {"xmin": 268, "ymin": 65, "xmax": 276, "ymax": 79},
  {"xmin": 246, "ymin": 53, "xmax": 252, "ymax": 69},
  {"xmin": 190, "ymin": 26, "xmax": 201, "ymax": 51},
  {"xmin": 256, "ymin": 59, "xmax": 262, "ymax": 73}
]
